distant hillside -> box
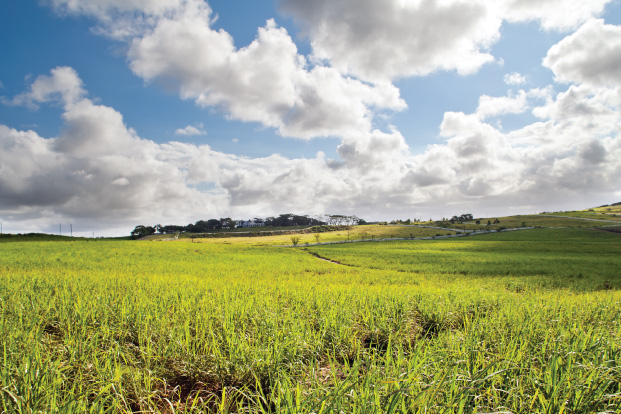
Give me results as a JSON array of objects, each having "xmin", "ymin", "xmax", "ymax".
[
  {"xmin": 0, "ymin": 233, "xmax": 79, "ymax": 242},
  {"xmin": 0, "ymin": 233, "xmax": 130, "ymax": 243}
]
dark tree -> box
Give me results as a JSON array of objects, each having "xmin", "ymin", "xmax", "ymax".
[
  {"xmin": 220, "ymin": 218, "xmax": 235, "ymax": 229},
  {"xmin": 131, "ymin": 225, "xmax": 155, "ymax": 239},
  {"xmin": 157, "ymin": 225, "xmax": 186, "ymax": 234},
  {"xmin": 265, "ymin": 214, "xmax": 324, "ymax": 227},
  {"xmin": 189, "ymin": 220, "xmax": 210, "ymax": 233},
  {"xmin": 207, "ymin": 219, "xmax": 222, "ymax": 230}
]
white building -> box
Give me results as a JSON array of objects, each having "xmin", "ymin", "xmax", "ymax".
[{"xmin": 239, "ymin": 220, "xmax": 265, "ymax": 228}]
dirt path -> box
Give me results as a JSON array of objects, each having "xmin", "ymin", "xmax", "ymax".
[{"xmin": 306, "ymin": 251, "xmax": 352, "ymax": 266}]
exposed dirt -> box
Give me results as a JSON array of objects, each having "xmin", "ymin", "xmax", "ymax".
[{"xmin": 306, "ymin": 251, "xmax": 353, "ymax": 266}]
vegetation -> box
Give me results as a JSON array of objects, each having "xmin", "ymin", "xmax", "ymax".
[
  {"xmin": 0, "ymin": 233, "xmax": 84, "ymax": 243},
  {"xmin": 541, "ymin": 204, "xmax": 621, "ymax": 222},
  {"xmin": 140, "ymin": 214, "xmax": 365, "ymax": 236},
  {"xmin": 422, "ymin": 213, "xmax": 621, "ymax": 232},
  {"xmin": 176, "ymin": 225, "xmax": 455, "ymax": 246},
  {"xmin": 1, "ymin": 212, "xmax": 620, "ymax": 412},
  {"xmin": 131, "ymin": 225, "xmax": 156, "ymax": 239}
]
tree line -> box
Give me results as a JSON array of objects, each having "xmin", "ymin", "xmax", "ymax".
[{"xmin": 131, "ymin": 214, "xmax": 365, "ymax": 238}]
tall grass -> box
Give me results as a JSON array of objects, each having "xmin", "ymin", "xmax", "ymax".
[{"xmin": 0, "ymin": 228, "xmax": 620, "ymax": 412}]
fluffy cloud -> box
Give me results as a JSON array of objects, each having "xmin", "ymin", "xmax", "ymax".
[
  {"xmin": 278, "ymin": 0, "xmax": 612, "ymax": 83},
  {"xmin": 504, "ymin": 72, "xmax": 526, "ymax": 86},
  {"xmin": 127, "ymin": 8, "xmax": 405, "ymax": 139},
  {"xmin": 544, "ymin": 20, "xmax": 621, "ymax": 87},
  {"xmin": 175, "ymin": 124, "xmax": 206, "ymax": 136},
  {"xmin": 48, "ymin": 0, "xmax": 186, "ymax": 40},
  {"xmin": 49, "ymin": 0, "xmax": 406, "ymax": 141},
  {"xmin": 279, "ymin": 0, "xmax": 501, "ymax": 82},
  {"xmin": 500, "ymin": 0, "xmax": 611, "ymax": 31},
  {"xmin": 2, "ymin": 66, "xmax": 86, "ymax": 109},
  {"xmin": 49, "ymin": 0, "xmax": 183, "ymax": 17},
  {"xmin": 476, "ymin": 90, "xmax": 529, "ymax": 119},
  {"xmin": 0, "ymin": 68, "xmax": 222, "ymax": 234}
]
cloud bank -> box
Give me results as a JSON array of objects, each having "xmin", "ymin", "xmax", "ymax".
[{"xmin": 1, "ymin": 0, "xmax": 620, "ymax": 234}]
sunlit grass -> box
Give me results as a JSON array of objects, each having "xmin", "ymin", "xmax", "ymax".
[
  {"xmin": 1, "ymin": 227, "xmax": 620, "ymax": 412},
  {"xmin": 426, "ymin": 214, "xmax": 621, "ymax": 231},
  {"xmin": 177, "ymin": 224, "xmax": 455, "ymax": 246},
  {"xmin": 542, "ymin": 207, "xmax": 621, "ymax": 222}
]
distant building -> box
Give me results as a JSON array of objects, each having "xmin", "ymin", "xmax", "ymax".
[{"xmin": 239, "ymin": 219, "xmax": 265, "ymax": 228}]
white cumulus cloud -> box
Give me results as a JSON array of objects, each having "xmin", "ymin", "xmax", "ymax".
[
  {"xmin": 544, "ymin": 19, "xmax": 621, "ymax": 87},
  {"xmin": 2, "ymin": 66, "xmax": 86, "ymax": 109},
  {"xmin": 499, "ymin": 0, "xmax": 611, "ymax": 31},
  {"xmin": 279, "ymin": 0, "xmax": 501, "ymax": 82},
  {"xmin": 127, "ymin": 8, "xmax": 405, "ymax": 139},
  {"xmin": 504, "ymin": 72, "xmax": 527, "ymax": 85},
  {"xmin": 476, "ymin": 90, "xmax": 529, "ymax": 119},
  {"xmin": 175, "ymin": 124, "xmax": 206, "ymax": 136}
]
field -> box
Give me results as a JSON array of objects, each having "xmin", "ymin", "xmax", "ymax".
[
  {"xmin": 177, "ymin": 225, "xmax": 455, "ymax": 246},
  {"xmin": 422, "ymin": 214, "xmax": 621, "ymax": 232},
  {"xmin": 142, "ymin": 225, "xmax": 454, "ymax": 245},
  {"xmin": 541, "ymin": 205, "xmax": 621, "ymax": 222},
  {"xmin": 1, "ymin": 220, "xmax": 620, "ymax": 412}
]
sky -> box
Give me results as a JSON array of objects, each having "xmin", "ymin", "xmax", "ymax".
[{"xmin": 1, "ymin": 0, "xmax": 621, "ymax": 236}]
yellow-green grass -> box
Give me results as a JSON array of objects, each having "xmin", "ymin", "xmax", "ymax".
[
  {"xmin": 1, "ymin": 228, "xmax": 620, "ymax": 413},
  {"xmin": 0, "ymin": 234, "xmax": 126, "ymax": 243},
  {"xmin": 307, "ymin": 227, "xmax": 621, "ymax": 291},
  {"xmin": 143, "ymin": 213, "xmax": 617, "ymax": 245},
  {"xmin": 419, "ymin": 214, "xmax": 621, "ymax": 232},
  {"xmin": 171, "ymin": 224, "xmax": 455, "ymax": 246},
  {"xmin": 594, "ymin": 203, "xmax": 621, "ymax": 216},
  {"xmin": 541, "ymin": 207, "xmax": 621, "ymax": 222},
  {"xmin": 139, "ymin": 226, "xmax": 317, "ymax": 241}
]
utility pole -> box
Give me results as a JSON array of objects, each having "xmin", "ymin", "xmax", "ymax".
[
  {"xmin": 70, "ymin": 224, "xmax": 72, "ymax": 237},
  {"xmin": 59, "ymin": 223, "xmax": 61, "ymax": 235}
]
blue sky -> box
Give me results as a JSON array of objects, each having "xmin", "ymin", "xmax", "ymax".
[{"xmin": 1, "ymin": 0, "xmax": 621, "ymax": 235}]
